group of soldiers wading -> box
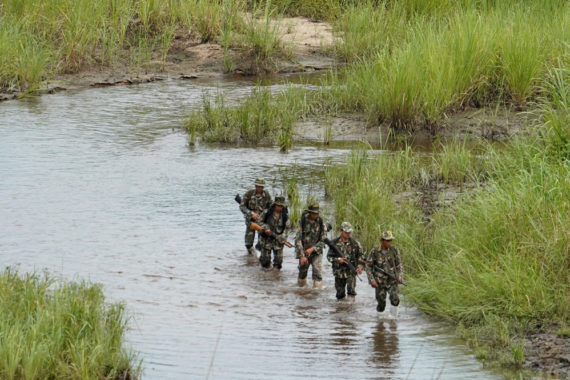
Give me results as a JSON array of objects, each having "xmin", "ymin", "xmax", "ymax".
[{"xmin": 238, "ymin": 178, "xmax": 404, "ymax": 313}]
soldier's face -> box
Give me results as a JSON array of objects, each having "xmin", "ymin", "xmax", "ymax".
[
  {"xmin": 255, "ymin": 185, "xmax": 264, "ymax": 194},
  {"xmin": 274, "ymin": 204, "xmax": 283, "ymax": 213},
  {"xmin": 308, "ymin": 212, "xmax": 318, "ymax": 221},
  {"xmin": 381, "ymin": 239, "xmax": 392, "ymax": 249},
  {"xmin": 340, "ymin": 230, "xmax": 351, "ymax": 240}
]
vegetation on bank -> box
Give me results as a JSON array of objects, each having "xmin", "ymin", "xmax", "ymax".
[
  {"xmin": 0, "ymin": 269, "xmax": 139, "ymax": 379},
  {"xmin": 186, "ymin": 0, "xmax": 568, "ymax": 146},
  {"xmin": 325, "ymin": 65, "xmax": 569, "ymax": 367},
  {"xmin": 0, "ymin": 0, "xmax": 292, "ymax": 93}
]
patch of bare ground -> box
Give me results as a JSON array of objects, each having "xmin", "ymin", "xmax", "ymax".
[
  {"xmin": 0, "ymin": 16, "xmax": 336, "ymax": 101},
  {"xmin": 524, "ymin": 331, "xmax": 570, "ymax": 379},
  {"xmin": 294, "ymin": 106, "xmax": 536, "ymax": 146}
]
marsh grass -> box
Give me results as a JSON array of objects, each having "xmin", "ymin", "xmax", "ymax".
[{"xmin": 0, "ymin": 269, "xmax": 139, "ymax": 379}]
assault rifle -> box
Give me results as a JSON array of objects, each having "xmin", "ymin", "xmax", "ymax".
[
  {"xmin": 250, "ymin": 222, "xmax": 293, "ymax": 248},
  {"xmin": 368, "ymin": 263, "xmax": 406, "ymax": 286},
  {"xmin": 323, "ymin": 238, "xmax": 362, "ymax": 282}
]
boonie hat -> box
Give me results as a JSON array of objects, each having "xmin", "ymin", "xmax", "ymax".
[
  {"xmin": 273, "ymin": 195, "xmax": 287, "ymax": 207},
  {"xmin": 381, "ymin": 231, "xmax": 394, "ymax": 241},
  {"xmin": 307, "ymin": 203, "xmax": 319, "ymax": 214},
  {"xmin": 340, "ymin": 221, "xmax": 353, "ymax": 233},
  {"xmin": 254, "ymin": 178, "xmax": 265, "ymax": 187}
]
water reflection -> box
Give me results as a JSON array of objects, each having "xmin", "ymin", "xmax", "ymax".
[{"xmin": 371, "ymin": 320, "xmax": 400, "ymax": 366}]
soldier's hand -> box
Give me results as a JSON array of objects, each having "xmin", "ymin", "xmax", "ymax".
[
  {"xmin": 397, "ymin": 277, "xmax": 403, "ymax": 284},
  {"xmin": 356, "ymin": 267, "xmax": 363, "ymax": 275},
  {"xmin": 299, "ymin": 257, "xmax": 308, "ymax": 266},
  {"xmin": 251, "ymin": 212, "xmax": 259, "ymax": 220},
  {"xmin": 338, "ymin": 258, "xmax": 347, "ymax": 265},
  {"xmin": 265, "ymin": 229, "xmax": 271, "ymax": 235},
  {"xmin": 371, "ymin": 281, "xmax": 378, "ymax": 288},
  {"xmin": 304, "ymin": 247, "xmax": 314, "ymax": 256}
]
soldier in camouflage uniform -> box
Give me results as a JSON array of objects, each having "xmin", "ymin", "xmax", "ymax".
[
  {"xmin": 366, "ymin": 231, "xmax": 404, "ymax": 312},
  {"xmin": 295, "ymin": 203, "xmax": 326, "ymax": 288},
  {"xmin": 326, "ymin": 222, "xmax": 364, "ymax": 300},
  {"xmin": 258, "ymin": 195, "xmax": 291, "ymax": 270},
  {"xmin": 239, "ymin": 178, "xmax": 272, "ymax": 255}
]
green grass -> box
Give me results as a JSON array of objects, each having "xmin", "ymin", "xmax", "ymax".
[
  {"xmin": 0, "ymin": 269, "xmax": 139, "ymax": 379},
  {"xmin": 0, "ymin": 0, "xmax": 291, "ymax": 93},
  {"xmin": 324, "ymin": 65, "xmax": 570, "ymax": 367}
]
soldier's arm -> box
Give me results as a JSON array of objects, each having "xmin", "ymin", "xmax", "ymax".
[
  {"xmin": 366, "ymin": 248, "xmax": 377, "ymax": 283},
  {"xmin": 294, "ymin": 224, "xmax": 303, "ymax": 258},
  {"xmin": 355, "ymin": 241, "xmax": 365, "ymax": 270},
  {"xmin": 312, "ymin": 222, "xmax": 326, "ymax": 255},
  {"xmin": 394, "ymin": 247, "xmax": 403, "ymax": 276},
  {"xmin": 239, "ymin": 190, "xmax": 252, "ymax": 216}
]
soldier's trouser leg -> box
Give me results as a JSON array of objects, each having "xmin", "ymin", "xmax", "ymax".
[
  {"xmin": 273, "ymin": 248, "xmax": 283, "ymax": 270},
  {"xmin": 389, "ymin": 284, "xmax": 400, "ymax": 306},
  {"xmin": 245, "ymin": 225, "xmax": 255, "ymax": 249},
  {"xmin": 375, "ymin": 286, "xmax": 388, "ymax": 312},
  {"xmin": 310, "ymin": 254, "xmax": 322, "ymax": 281},
  {"xmin": 347, "ymin": 275, "xmax": 357, "ymax": 296},
  {"xmin": 259, "ymin": 248, "xmax": 271, "ymax": 268},
  {"xmin": 298, "ymin": 261, "xmax": 309, "ymax": 280},
  {"xmin": 335, "ymin": 277, "xmax": 347, "ymax": 299}
]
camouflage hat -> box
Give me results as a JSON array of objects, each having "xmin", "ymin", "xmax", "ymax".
[
  {"xmin": 273, "ymin": 195, "xmax": 287, "ymax": 207},
  {"xmin": 254, "ymin": 178, "xmax": 265, "ymax": 187},
  {"xmin": 340, "ymin": 221, "xmax": 353, "ymax": 233},
  {"xmin": 381, "ymin": 231, "xmax": 394, "ymax": 241},
  {"xmin": 306, "ymin": 203, "xmax": 320, "ymax": 214}
]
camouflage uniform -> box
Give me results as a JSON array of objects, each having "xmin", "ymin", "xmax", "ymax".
[
  {"xmin": 327, "ymin": 235, "xmax": 364, "ymax": 299},
  {"xmin": 258, "ymin": 197, "xmax": 291, "ymax": 269},
  {"xmin": 239, "ymin": 183, "xmax": 272, "ymax": 250},
  {"xmin": 366, "ymin": 245, "xmax": 403, "ymax": 312},
  {"xmin": 295, "ymin": 208, "xmax": 326, "ymax": 282}
]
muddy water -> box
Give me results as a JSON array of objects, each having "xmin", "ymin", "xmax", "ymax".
[{"xmin": 0, "ymin": 79, "xmax": 501, "ymax": 379}]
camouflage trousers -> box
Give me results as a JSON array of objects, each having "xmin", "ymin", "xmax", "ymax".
[
  {"xmin": 375, "ymin": 283, "xmax": 400, "ymax": 311},
  {"xmin": 259, "ymin": 248, "xmax": 283, "ymax": 269},
  {"xmin": 334, "ymin": 275, "xmax": 357, "ymax": 299},
  {"xmin": 244, "ymin": 222, "xmax": 257, "ymax": 248},
  {"xmin": 298, "ymin": 254, "xmax": 322, "ymax": 281}
]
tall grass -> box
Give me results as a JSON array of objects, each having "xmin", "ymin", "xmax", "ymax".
[
  {"xmin": 0, "ymin": 0, "xmax": 290, "ymax": 92},
  {"xmin": 0, "ymin": 269, "xmax": 139, "ymax": 379},
  {"xmin": 325, "ymin": 66, "xmax": 570, "ymax": 365}
]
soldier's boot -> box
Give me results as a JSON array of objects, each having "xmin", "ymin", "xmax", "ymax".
[
  {"xmin": 313, "ymin": 280, "xmax": 323, "ymax": 289},
  {"xmin": 246, "ymin": 245, "xmax": 254, "ymax": 255},
  {"xmin": 297, "ymin": 278, "xmax": 307, "ymax": 287},
  {"xmin": 376, "ymin": 301, "xmax": 386, "ymax": 312},
  {"xmin": 273, "ymin": 264, "xmax": 282, "ymax": 271},
  {"xmin": 255, "ymin": 242, "xmax": 261, "ymax": 251},
  {"xmin": 390, "ymin": 294, "xmax": 400, "ymax": 307}
]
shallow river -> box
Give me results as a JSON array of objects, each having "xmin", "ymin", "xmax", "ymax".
[{"xmin": 0, "ymin": 78, "xmax": 504, "ymax": 379}]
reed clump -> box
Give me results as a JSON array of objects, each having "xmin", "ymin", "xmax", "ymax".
[{"xmin": 0, "ymin": 269, "xmax": 139, "ymax": 379}]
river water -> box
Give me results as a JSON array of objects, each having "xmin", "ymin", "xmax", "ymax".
[{"xmin": 0, "ymin": 78, "xmax": 503, "ymax": 379}]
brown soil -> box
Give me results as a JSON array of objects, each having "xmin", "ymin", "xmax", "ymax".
[
  {"xmin": 0, "ymin": 16, "xmax": 336, "ymax": 102},
  {"xmin": 524, "ymin": 331, "xmax": 570, "ymax": 379}
]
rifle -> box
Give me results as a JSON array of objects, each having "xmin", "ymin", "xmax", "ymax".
[
  {"xmin": 250, "ymin": 222, "xmax": 292, "ymax": 248},
  {"xmin": 323, "ymin": 238, "xmax": 362, "ymax": 282},
  {"xmin": 369, "ymin": 263, "xmax": 406, "ymax": 286},
  {"xmin": 235, "ymin": 193, "xmax": 242, "ymax": 204}
]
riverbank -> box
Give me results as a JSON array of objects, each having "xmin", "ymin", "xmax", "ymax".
[{"xmin": 0, "ymin": 269, "xmax": 139, "ymax": 378}]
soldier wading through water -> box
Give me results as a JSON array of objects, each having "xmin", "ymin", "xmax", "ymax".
[
  {"xmin": 367, "ymin": 231, "xmax": 404, "ymax": 312},
  {"xmin": 295, "ymin": 203, "xmax": 326, "ymax": 289},
  {"xmin": 258, "ymin": 195, "xmax": 291, "ymax": 270},
  {"xmin": 239, "ymin": 178, "xmax": 272, "ymax": 255},
  {"xmin": 327, "ymin": 221, "xmax": 364, "ymax": 300}
]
